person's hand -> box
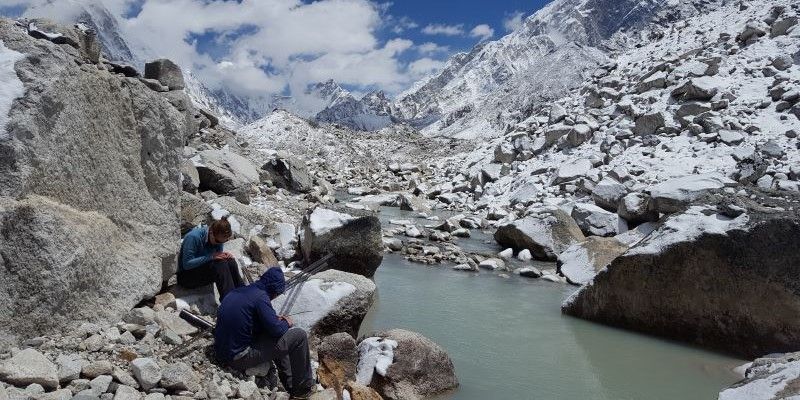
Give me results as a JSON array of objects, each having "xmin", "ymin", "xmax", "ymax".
[
  {"xmin": 213, "ymin": 252, "xmax": 234, "ymax": 260},
  {"xmin": 279, "ymin": 315, "xmax": 294, "ymax": 327}
]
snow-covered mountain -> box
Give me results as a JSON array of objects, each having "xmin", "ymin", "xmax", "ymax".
[
  {"xmin": 392, "ymin": 0, "xmax": 728, "ymax": 139},
  {"xmin": 315, "ymin": 90, "xmax": 396, "ymax": 131}
]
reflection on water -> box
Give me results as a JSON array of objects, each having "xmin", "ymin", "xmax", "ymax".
[{"xmin": 360, "ymin": 254, "xmax": 744, "ymax": 400}]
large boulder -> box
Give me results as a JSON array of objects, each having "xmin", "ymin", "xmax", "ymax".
[
  {"xmin": 195, "ymin": 149, "xmax": 260, "ymax": 198},
  {"xmin": 207, "ymin": 196, "xmax": 275, "ymax": 240},
  {"xmin": 144, "ymin": 59, "xmax": 185, "ymax": 90},
  {"xmin": 646, "ymin": 174, "xmax": 736, "ymax": 214},
  {"xmin": 494, "ymin": 207, "xmax": 586, "ymax": 260},
  {"xmin": 557, "ymin": 237, "xmax": 629, "ymax": 285},
  {"xmin": 317, "ymin": 333, "xmax": 358, "ymax": 391},
  {"xmin": 591, "ymin": 178, "xmax": 627, "ymax": 212},
  {"xmin": 718, "ymin": 352, "xmax": 800, "ymax": 400},
  {"xmin": 563, "ymin": 204, "xmax": 800, "ymax": 358},
  {"xmin": 366, "ymin": 329, "xmax": 458, "ymax": 400},
  {"xmin": 0, "ymin": 19, "xmax": 185, "ymax": 347},
  {"xmin": 260, "ymin": 152, "xmax": 313, "ymax": 193},
  {"xmin": 301, "ymin": 207, "xmax": 383, "ymax": 277},
  {"xmin": 272, "ymin": 270, "xmax": 376, "ymax": 340}
]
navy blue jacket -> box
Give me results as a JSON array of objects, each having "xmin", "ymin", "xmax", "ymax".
[
  {"xmin": 179, "ymin": 225, "xmax": 223, "ymax": 271},
  {"xmin": 214, "ymin": 268, "xmax": 289, "ymax": 362}
]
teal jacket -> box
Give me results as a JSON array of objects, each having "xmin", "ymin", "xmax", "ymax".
[{"xmin": 179, "ymin": 225, "xmax": 223, "ymax": 271}]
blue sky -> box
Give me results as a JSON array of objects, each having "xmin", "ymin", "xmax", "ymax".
[{"xmin": 4, "ymin": 0, "xmax": 552, "ymax": 99}]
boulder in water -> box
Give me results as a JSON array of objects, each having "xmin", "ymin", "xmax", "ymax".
[
  {"xmin": 301, "ymin": 208, "xmax": 383, "ymax": 277},
  {"xmin": 366, "ymin": 329, "xmax": 458, "ymax": 400},
  {"xmin": 563, "ymin": 203, "xmax": 800, "ymax": 358},
  {"xmin": 494, "ymin": 207, "xmax": 586, "ymax": 260},
  {"xmin": 557, "ymin": 237, "xmax": 629, "ymax": 285}
]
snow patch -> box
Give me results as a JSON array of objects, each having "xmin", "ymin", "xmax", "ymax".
[
  {"xmin": 356, "ymin": 337, "xmax": 398, "ymax": 385},
  {"xmin": 271, "ymin": 278, "xmax": 356, "ymax": 331},
  {"xmin": 628, "ymin": 206, "xmax": 749, "ymax": 256},
  {"xmin": 718, "ymin": 360, "xmax": 800, "ymax": 400},
  {"xmin": 308, "ymin": 208, "xmax": 356, "ymax": 236},
  {"xmin": 0, "ymin": 40, "xmax": 25, "ymax": 140}
]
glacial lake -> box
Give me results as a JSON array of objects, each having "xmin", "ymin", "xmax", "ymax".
[{"xmin": 359, "ymin": 207, "xmax": 745, "ymax": 400}]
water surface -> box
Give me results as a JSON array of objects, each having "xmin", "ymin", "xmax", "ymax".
[{"xmin": 360, "ymin": 204, "xmax": 745, "ymax": 399}]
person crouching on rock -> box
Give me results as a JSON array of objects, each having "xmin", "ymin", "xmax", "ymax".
[
  {"xmin": 177, "ymin": 217, "xmax": 244, "ymax": 300},
  {"xmin": 215, "ymin": 267, "xmax": 314, "ymax": 399}
]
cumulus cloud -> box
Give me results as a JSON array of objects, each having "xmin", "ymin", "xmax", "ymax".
[
  {"xmin": 417, "ymin": 42, "xmax": 449, "ymax": 55},
  {"xmin": 7, "ymin": 0, "xmax": 454, "ymax": 100},
  {"xmin": 421, "ymin": 23, "xmax": 464, "ymax": 36},
  {"xmin": 469, "ymin": 24, "xmax": 494, "ymax": 41},
  {"xmin": 503, "ymin": 11, "xmax": 526, "ymax": 32}
]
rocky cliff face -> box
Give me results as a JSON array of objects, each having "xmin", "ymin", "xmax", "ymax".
[{"xmin": 0, "ymin": 18, "xmax": 189, "ymax": 348}]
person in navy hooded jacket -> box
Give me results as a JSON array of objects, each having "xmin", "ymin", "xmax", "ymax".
[{"xmin": 215, "ymin": 267, "xmax": 313, "ymax": 399}]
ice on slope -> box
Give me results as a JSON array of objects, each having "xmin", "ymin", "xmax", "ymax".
[{"xmin": 0, "ymin": 40, "xmax": 25, "ymax": 140}]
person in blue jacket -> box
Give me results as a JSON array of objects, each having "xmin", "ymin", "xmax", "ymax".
[
  {"xmin": 177, "ymin": 217, "xmax": 244, "ymax": 300},
  {"xmin": 215, "ymin": 267, "xmax": 313, "ymax": 399}
]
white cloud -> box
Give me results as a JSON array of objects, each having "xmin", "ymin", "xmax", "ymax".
[
  {"xmin": 421, "ymin": 23, "xmax": 465, "ymax": 36},
  {"xmin": 417, "ymin": 42, "xmax": 449, "ymax": 55},
  {"xmin": 407, "ymin": 57, "xmax": 445, "ymax": 78},
  {"xmin": 6, "ymin": 0, "xmax": 459, "ymax": 100},
  {"xmin": 503, "ymin": 11, "xmax": 526, "ymax": 32},
  {"xmin": 469, "ymin": 24, "xmax": 494, "ymax": 41}
]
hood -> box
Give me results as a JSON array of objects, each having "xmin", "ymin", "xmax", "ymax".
[{"xmin": 256, "ymin": 267, "xmax": 286, "ymax": 298}]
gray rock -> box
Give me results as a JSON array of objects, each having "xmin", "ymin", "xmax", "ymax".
[
  {"xmin": 112, "ymin": 385, "xmax": 141, "ymax": 400},
  {"xmin": 143, "ymin": 59, "xmax": 184, "ymax": 90},
  {"xmin": 260, "ymin": 153, "xmax": 313, "ymax": 193},
  {"xmin": 633, "ymin": 112, "xmax": 666, "ymax": 136},
  {"xmin": 124, "ymin": 308, "xmax": 155, "ymax": 326},
  {"xmin": 493, "ymin": 142, "xmax": 516, "ymax": 164},
  {"xmin": 736, "ymin": 20, "xmax": 767, "ymax": 44},
  {"xmin": 301, "ymin": 207, "xmax": 383, "ymax": 277},
  {"xmin": 478, "ymin": 258, "xmax": 506, "ymax": 271},
  {"xmin": 317, "ymin": 333, "xmax": 358, "ymax": 389},
  {"xmin": 383, "ymin": 238, "xmax": 403, "ymax": 251},
  {"xmin": 180, "ymin": 192, "xmax": 212, "ymax": 235},
  {"xmin": 494, "ymin": 207, "xmax": 586, "ymax": 260},
  {"xmin": 647, "ymin": 174, "xmax": 736, "ymax": 214},
  {"xmin": 396, "ymin": 194, "xmax": 430, "ymax": 212},
  {"xmin": 772, "ymin": 54, "xmax": 794, "ymax": 71},
  {"xmin": 82, "ymin": 361, "xmax": 113, "ymax": 379},
  {"xmin": 368, "ymin": 329, "xmax": 458, "ymax": 400},
  {"xmin": 553, "ymin": 159, "xmax": 592, "ymax": 185},
  {"xmin": 0, "ymin": 18, "xmax": 185, "ymax": 346},
  {"xmin": 718, "ymin": 130, "xmax": 744, "ymax": 145},
  {"xmin": 154, "ymin": 311, "xmax": 197, "ymax": 336},
  {"xmin": 56, "ymin": 355, "xmax": 85, "ymax": 384},
  {"xmin": 771, "ymin": 16, "xmax": 798, "ymax": 37},
  {"xmin": 719, "ymin": 352, "xmax": 800, "ymax": 399},
  {"xmin": 571, "ymin": 203, "xmax": 628, "ymax": 237},
  {"xmin": 591, "ymin": 178, "xmax": 627, "ymax": 212},
  {"xmin": 195, "ymin": 149, "xmax": 260, "ymax": 197},
  {"xmin": 761, "ymin": 140, "xmax": 786, "ymax": 158},
  {"xmin": 130, "ymin": 358, "xmax": 161, "ymax": 391},
  {"xmin": 0, "ymin": 349, "xmax": 58, "ymax": 390},
  {"xmin": 671, "ymin": 77, "xmax": 720, "ymax": 101},
  {"xmin": 517, "ymin": 267, "xmax": 543, "ymax": 278},
  {"xmin": 548, "ymin": 104, "xmax": 567, "ymax": 124},
  {"xmin": 617, "ymin": 193, "xmax": 659, "ymax": 225},
  {"xmin": 159, "ymin": 363, "xmax": 199, "ymax": 392},
  {"xmin": 563, "ymin": 205, "xmax": 800, "ymax": 358},
  {"xmin": 89, "ymin": 375, "xmax": 113, "ymax": 394},
  {"xmin": 181, "ymin": 160, "xmax": 200, "ymax": 194}
]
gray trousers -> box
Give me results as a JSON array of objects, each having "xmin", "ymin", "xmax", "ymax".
[{"xmin": 229, "ymin": 327, "xmax": 313, "ymax": 395}]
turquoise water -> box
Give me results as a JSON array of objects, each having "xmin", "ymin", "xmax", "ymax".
[{"xmin": 359, "ymin": 255, "xmax": 744, "ymax": 400}]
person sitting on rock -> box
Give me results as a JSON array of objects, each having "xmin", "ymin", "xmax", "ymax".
[
  {"xmin": 215, "ymin": 267, "xmax": 314, "ymax": 399},
  {"xmin": 177, "ymin": 216, "xmax": 244, "ymax": 300}
]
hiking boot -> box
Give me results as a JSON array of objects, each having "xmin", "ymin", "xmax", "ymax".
[{"xmin": 289, "ymin": 386, "xmax": 314, "ymax": 399}]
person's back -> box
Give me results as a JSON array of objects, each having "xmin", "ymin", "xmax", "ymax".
[{"xmin": 214, "ymin": 268, "xmax": 313, "ymax": 398}]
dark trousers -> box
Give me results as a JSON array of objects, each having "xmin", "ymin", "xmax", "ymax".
[
  {"xmin": 228, "ymin": 327, "xmax": 314, "ymax": 396},
  {"xmin": 177, "ymin": 258, "xmax": 244, "ymax": 300}
]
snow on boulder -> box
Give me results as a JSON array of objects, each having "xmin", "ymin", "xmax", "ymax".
[
  {"xmin": 356, "ymin": 337, "xmax": 398, "ymax": 386},
  {"xmin": 563, "ymin": 204, "xmax": 800, "ymax": 358},
  {"xmin": 647, "ymin": 174, "xmax": 736, "ymax": 214},
  {"xmin": 718, "ymin": 352, "xmax": 800, "ymax": 400},
  {"xmin": 301, "ymin": 207, "xmax": 383, "ymax": 277},
  {"xmin": 273, "ymin": 269, "xmax": 375, "ymax": 339},
  {"xmin": 553, "ymin": 159, "xmax": 593, "ymax": 185},
  {"xmin": 571, "ymin": 203, "xmax": 629, "ymax": 237},
  {"xmin": 671, "ymin": 77, "xmax": 721, "ymax": 101},
  {"xmin": 494, "ymin": 206, "xmax": 586, "ymax": 261},
  {"xmin": 365, "ymin": 329, "xmax": 458, "ymax": 400},
  {"xmin": 557, "ymin": 237, "xmax": 629, "ymax": 285},
  {"xmin": 591, "ymin": 177, "xmax": 627, "ymax": 212}
]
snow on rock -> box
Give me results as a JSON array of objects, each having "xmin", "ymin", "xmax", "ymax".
[
  {"xmin": 570, "ymin": 203, "xmax": 629, "ymax": 237},
  {"xmin": 718, "ymin": 352, "xmax": 800, "ymax": 400},
  {"xmin": 307, "ymin": 208, "xmax": 357, "ymax": 236},
  {"xmin": 272, "ymin": 269, "xmax": 375, "ymax": 338},
  {"xmin": 0, "ymin": 40, "xmax": 25, "ymax": 139},
  {"xmin": 355, "ymin": 337, "xmax": 397, "ymax": 386},
  {"xmin": 494, "ymin": 206, "xmax": 586, "ymax": 260},
  {"xmin": 557, "ymin": 237, "xmax": 629, "ymax": 285},
  {"xmin": 647, "ymin": 174, "xmax": 737, "ymax": 213}
]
